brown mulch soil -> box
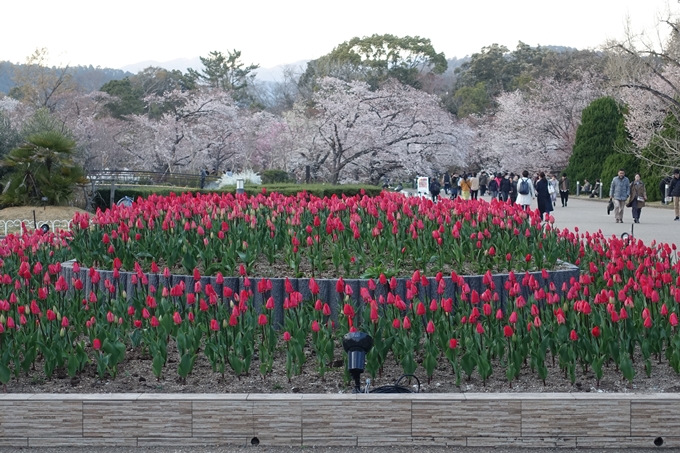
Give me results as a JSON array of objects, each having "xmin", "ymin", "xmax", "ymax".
[{"xmin": 6, "ymin": 339, "xmax": 680, "ymax": 394}]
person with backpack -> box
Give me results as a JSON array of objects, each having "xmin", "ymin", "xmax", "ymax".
[
  {"xmin": 516, "ymin": 170, "xmax": 535, "ymax": 211},
  {"xmin": 443, "ymin": 172, "xmax": 451, "ymax": 195},
  {"xmin": 429, "ymin": 176, "xmax": 441, "ymax": 202}
]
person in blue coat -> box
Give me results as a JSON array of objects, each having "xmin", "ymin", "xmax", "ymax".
[{"xmin": 535, "ymin": 172, "xmax": 553, "ymax": 221}]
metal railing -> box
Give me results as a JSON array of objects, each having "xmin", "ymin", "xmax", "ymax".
[
  {"xmin": 87, "ymin": 169, "xmax": 221, "ymax": 189},
  {"xmin": 0, "ymin": 219, "xmax": 73, "ymax": 236}
]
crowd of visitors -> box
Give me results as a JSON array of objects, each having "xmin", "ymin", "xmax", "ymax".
[{"xmin": 427, "ymin": 167, "xmax": 680, "ymax": 225}]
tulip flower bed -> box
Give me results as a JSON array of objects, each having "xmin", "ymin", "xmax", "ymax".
[
  {"xmin": 0, "ymin": 191, "xmax": 679, "ymax": 394},
  {"xmin": 68, "ymin": 191, "xmax": 573, "ymax": 278}
]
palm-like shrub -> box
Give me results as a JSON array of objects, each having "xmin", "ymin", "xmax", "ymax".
[{"xmin": 0, "ymin": 131, "xmax": 87, "ymax": 206}]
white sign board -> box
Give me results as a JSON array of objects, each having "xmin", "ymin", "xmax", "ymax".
[{"xmin": 417, "ymin": 177, "xmax": 430, "ymax": 195}]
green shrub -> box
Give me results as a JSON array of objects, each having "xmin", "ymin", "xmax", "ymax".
[
  {"xmin": 94, "ymin": 183, "xmax": 383, "ymax": 210},
  {"xmin": 260, "ymin": 169, "xmax": 290, "ymax": 184}
]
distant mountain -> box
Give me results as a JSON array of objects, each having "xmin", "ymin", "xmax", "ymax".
[
  {"xmin": 0, "ymin": 61, "xmax": 132, "ymax": 94},
  {"xmin": 119, "ymin": 57, "xmax": 310, "ymax": 82},
  {"xmin": 120, "ymin": 57, "xmax": 202, "ymax": 74}
]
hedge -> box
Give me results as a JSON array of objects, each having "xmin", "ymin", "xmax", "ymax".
[{"xmin": 93, "ymin": 184, "xmax": 383, "ymax": 210}]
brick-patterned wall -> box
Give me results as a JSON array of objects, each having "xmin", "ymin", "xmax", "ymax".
[{"xmin": 1, "ymin": 393, "xmax": 678, "ymax": 448}]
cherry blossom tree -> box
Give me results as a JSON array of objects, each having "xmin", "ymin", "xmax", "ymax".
[
  {"xmin": 118, "ymin": 88, "xmax": 241, "ymax": 173},
  {"xmin": 477, "ymin": 74, "xmax": 603, "ymax": 172},
  {"xmin": 57, "ymin": 91, "xmax": 130, "ymax": 171},
  {"xmin": 288, "ymin": 77, "xmax": 465, "ymax": 184},
  {"xmin": 607, "ymin": 11, "xmax": 680, "ymax": 168}
]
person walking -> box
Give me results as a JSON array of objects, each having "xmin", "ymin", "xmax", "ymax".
[
  {"xmin": 609, "ymin": 169, "xmax": 631, "ymax": 223},
  {"xmin": 669, "ymin": 169, "xmax": 680, "ymax": 220},
  {"xmin": 549, "ymin": 174, "xmax": 559, "ymax": 206},
  {"xmin": 516, "ymin": 170, "xmax": 535, "ymax": 211},
  {"xmin": 488, "ymin": 176, "xmax": 498, "ymax": 199},
  {"xmin": 509, "ymin": 173, "xmax": 518, "ymax": 204},
  {"xmin": 459, "ymin": 174, "xmax": 472, "ymax": 200},
  {"xmin": 478, "ymin": 172, "xmax": 488, "ymax": 197},
  {"xmin": 450, "ymin": 173, "xmax": 459, "ymax": 199},
  {"xmin": 443, "ymin": 172, "xmax": 451, "ymax": 195},
  {"xmin": 628, "ymin": 174, "xmax": 647, "ymax": 223},
  {"xmin": 199, "ymin": 167, "xmax": 207, "ymax": 189},
  {"xmin": 499, "ymin": 173, "xmax": 512, "ymax": 202},
  {"xmin": 429, "ymin": 176, "xmax": 441, "ymax": 202},
  {"xmin": 469, "ymin": 173, "xmax": 479, "ymax": 200},
  {"xmin": 558, "ymin": 173, "xmax": 570, "ymax": 207},
  {"xmin": 535, "ymin": 172, "xmax": 553, "ymax": 221}
]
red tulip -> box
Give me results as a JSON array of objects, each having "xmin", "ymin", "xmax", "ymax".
[
  {"xmin": 403, "ymin": 316, "xmax": 411, "ymax": 330},
  {"xmin": 283, "ymin": 331, "xmax": 291, "ymax": 342},
  {"xmin": 392, "ymin": 318, "xmax": 401, "ymax": 329},
  {"xmin": 670, "ymin": 313, "xmax": 679, "ymax": 327},
  {"xmin": 476, "ymin": 322, "xmax": 485, "ymax": 334},
  {"xmin": 482, "ymin": 303, "xmax": 491, "ymax": 317},
  {"xmin": 258, "ymin": 314, "xmax": 268, "ymax": 326},
  {"xmin": 336, "ymin": 278, "xmax": 345, "ymax": 294},
  {"xmin": 449, "ymin": 338, "xmax": 458, "ymax": 349},
  {"xmin": 312, "ymin": 320, "xmax": 320, "ymax": 332},
  {"xmin": 503, "ymin": 325, "xmax": 513, "ymax": 337},
  {"xmin": 644, "ymin": 316, "xmax": 653, "ymax": 329},
  {"xmin": 93, "ymin": 338, "xmax": 101, "ymax": 350},
  {"xmin": 416, "ymin": 302, "xmax": 426, "ymax": 316},
  {"xmin": 61, "ymin": 316, "xmax": 69, "ymax": 328},
  {"xmin": 210, "ymin": 319, "xmax": 219, "ymax": 331},
  {"xmin": 151, "ymin": 316, "xmax": 160, "ymax": 327},
  {"xmin": 309, "ymin": 278, "xmax": 320, "ymax": 295},
  {"xmin": 661, "ymin": 304, "xmax": 669, "ymax": 316},
  {"xmin": 591, "ymin": 326, "xmax": 600, "ymax": 337},
  {"xmin": 173, "ymin": 312, "xmax": 182, "ymax": 325},
  {"xmin": 570, "ymin": 329, "xmax": 578, "ymax": 341},
  {"xmin": 426, "ymin": 320, "xmax": 435, "ymax": 334}
]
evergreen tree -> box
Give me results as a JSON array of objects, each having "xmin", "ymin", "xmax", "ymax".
[
  {"xmin": 565, "ymin": 97, "xmax": 627, "ymax": 191},
  {"xmin": 0, "ymin": 131, "xmax": 87, "ymax": 206}
]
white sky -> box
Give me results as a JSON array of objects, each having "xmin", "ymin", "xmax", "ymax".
[{"xmin": 2, "ymin": 0, "xmax": 677, "ymax": 70}]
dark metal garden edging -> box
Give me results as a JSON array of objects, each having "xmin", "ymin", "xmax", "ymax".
[{"xmin": 60, "ymin": 261, "xmax": 579, "ymax": 327}]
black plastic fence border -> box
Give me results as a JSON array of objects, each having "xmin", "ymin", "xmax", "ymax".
[{"xmin": 61, "ymin": 261, "xmax": 580, "ymax": 328}]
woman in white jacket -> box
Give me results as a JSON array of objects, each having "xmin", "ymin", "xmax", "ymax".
[{"xmin": 516, "ymin": 170, "xmax": 535, "ymax": 211}]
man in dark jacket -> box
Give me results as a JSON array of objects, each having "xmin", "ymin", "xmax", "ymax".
[
  {"xmin": 479, "ymin": 172, "xmax": 489, "ymax": 196},
  {"xmin": 499, "ymin": 173, "xmax": 512, "ymax": 202},
  {"xmin": 429, "ymin": 177, "xmax": 442, "ymax": 202},
  {"xmin": 443, "ymin": 172, "xmax": 451, "ymax": 195},
  {"xmin": 670, "ymin": 169, "xmax": 680, "ymax": 221}
]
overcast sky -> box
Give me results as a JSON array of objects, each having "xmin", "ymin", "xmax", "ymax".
[{"xmin": 2, "ymin": 0, "xmax": 677, "ymax": 70}]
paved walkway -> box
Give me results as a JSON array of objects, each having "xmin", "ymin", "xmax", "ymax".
[{"xmin": 540, "ymin": 195, "xmax": 678, "ymax": 249}]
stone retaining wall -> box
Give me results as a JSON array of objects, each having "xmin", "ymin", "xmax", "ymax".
[{"xmin": 0, "ymin": 393, "xmax": 678, "ymax": 448}]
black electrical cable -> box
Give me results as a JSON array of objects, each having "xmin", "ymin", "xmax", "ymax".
[{"xmin": 368, "ymin": 374, "xmax": 420, "ymax": 393}]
